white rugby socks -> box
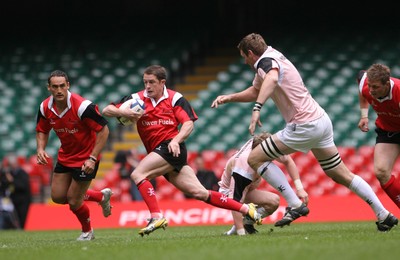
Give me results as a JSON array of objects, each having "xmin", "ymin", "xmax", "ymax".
[
  {"xmin": 349, "ymin": 175, "xmax": 388, "ymax": 220},
  {"xmin": 261, "ymin": 162, "xmax": 303, "ymax": 208}
]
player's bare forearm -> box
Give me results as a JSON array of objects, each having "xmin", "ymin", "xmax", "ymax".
[
  {"xmin": 36, "ymin": 132, "xmax": 50, "ymax": 164},
  {"xmin": 172, "ymin": 121, "xmax": 194, "ymax": 144},
  {"xmin": 91, "ymin": 125, "xmax": 110, "ymax": 158},
  {"xmin": 231, "ymin": 87, "xmax": 259, "ymax": 102},
  {"xmin": 358, "ymin": 93, "xmax": 369, "ymax": 110},
  {"xmin": 211, "ymin": 86, "xmax": 258, "ymax": 108},
  {"xmin": 36, "ymin": 132, "xmax": 49, "ymax": 152},
  {"xmin": 102, "ymin": 105, "xmax": 121, "ymax": 117}
]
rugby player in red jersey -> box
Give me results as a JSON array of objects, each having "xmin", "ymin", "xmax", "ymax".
[
  {"xmin": 103, "ymin": 65, "xmax": 261, "ymax": 236},
  {"xmin": 36, "ymin": 70, "xmax": 112, "ymax": 241},
  {"xmin": 358, "ymin": 64, "xmax": 400, "ymax": 209}
]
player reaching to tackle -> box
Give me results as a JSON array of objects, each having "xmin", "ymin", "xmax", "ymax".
[{"xmin": 212, "ymin": 33, "xmax": 398, "ymax": 231}]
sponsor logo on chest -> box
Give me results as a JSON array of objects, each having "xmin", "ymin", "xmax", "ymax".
[{"xmin": 141, "ymin": 118, "xmax": 175, "ymax": 126}]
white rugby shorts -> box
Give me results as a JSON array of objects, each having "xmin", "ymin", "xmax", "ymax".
[{"xmin": 276, "ymin": 113, "xmax": 335, "ymax": 153}]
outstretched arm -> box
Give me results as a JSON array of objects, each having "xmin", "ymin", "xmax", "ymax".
[{"xmin": 211, "ymin": 86, "xmax": 259, "ymax": 108}]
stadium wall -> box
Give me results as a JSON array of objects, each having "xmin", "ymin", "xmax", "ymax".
[{"xmin": 25, "ymin": 194, "xmax": 400, "ymax": 230}]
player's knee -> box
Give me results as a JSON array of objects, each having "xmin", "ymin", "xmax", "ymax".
[
  {"xmin": 67, "ymin": 197, "xmax": 83, "ymax": 209},
  {"xmin": 271, "ymin": 194, "xmax": 280, "ymax": 210},
  {"xmin": 131, "ymin": 170, "xmax": 144, "ymax": 184},
  {"xmin": 51, "ymin": 194, "xmax": 67, "ymax": 205},
  {"xmin": 374, "ymin": 165, "xmax": 391, "ymax": 184}
]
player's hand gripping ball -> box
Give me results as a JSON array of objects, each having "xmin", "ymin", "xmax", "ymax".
[{"xmin": 117, "ymin": 98, "xmax": 145, "ymax": 126}]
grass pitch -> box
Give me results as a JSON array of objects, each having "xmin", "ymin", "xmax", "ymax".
[{"xmin": 0, "ymin": 222, "xmax": 399, "ymax": 260}]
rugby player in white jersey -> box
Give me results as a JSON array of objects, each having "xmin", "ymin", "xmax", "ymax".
[{"xmin": 212, "ymin": 33, "xmax": 398, "ymax": 231}]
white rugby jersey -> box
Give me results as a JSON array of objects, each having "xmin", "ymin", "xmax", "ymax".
[{"xmin": 253, "ymin": 46, "xmax": 325, "ymax": 124}]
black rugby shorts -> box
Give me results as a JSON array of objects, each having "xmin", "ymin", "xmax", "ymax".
[
  {"xmin": 375, "ymin": 127, "xmax": 400, "ymax": 144},
  {"xmin": 153, "ymin": 140, "xmax": 188, "ymax": 173},
  {"xmin": 54, "ymin": 161, "xmax": 99, "ymax": 181}
]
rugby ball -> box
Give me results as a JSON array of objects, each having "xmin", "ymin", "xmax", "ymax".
[{"xmin": 117, "ymin": 98, "xmax": 145, "ymax": 126}]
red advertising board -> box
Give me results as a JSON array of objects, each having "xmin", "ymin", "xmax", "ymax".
[{"xmin": 25, "ymin": 194, "xmax": 400, "ymax": 230}]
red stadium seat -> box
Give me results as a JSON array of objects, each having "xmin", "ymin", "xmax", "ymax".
[
  {"xmin": 91, "ymin": 179, "xmax": 108, "ymax": 191},
  {"xmin": 357, "ymin": 146, "xmax": 374, "ymax": 161},
  {"xmin": 187, "ymin": 151, "xmax": 199, "ymax": 166},
  {"xmin": 119, "ymin": 179, "xmax": 131, "ymax": 192},
  {"xmin": 293, "ymin": 152, "xmax": 318, "ymax": 176},
  {"xmin": 29, "ymin": 177, "xmax": 42, "ymax": 197},
  {"xmin": 337, "ymin": 146, "xmax": 356, "ymax": 159},
  {"xmin": 357, "ymin": 171, "xmax": 373, "ymax": 183},
  {"xmin": 120, "ymin": 191, "xmax": 132, "ymax": 203},
  {"xmin": 213, "ymin": 157, "xmax": 228, "ymax": 179},
  {"xmin": 225, "ymin": 149, "xmax": 238, "ymax": 158},
  {"xmin": 309, "ymin": 186, "xmax": 326, "ymax": 196},
  {"xmin": 201, "ymin": 150, "xmax": 225, "ymax": 170},
  {"xmin": 332, "ymin": 185, "xmax": 351, "ymax": 196},
  {"xmin": 345, "ymin": 154, "xmax": 366, "ymax": 173},
  {"xmin": 103, "ymin": 169, "xmax": 121, "ymax": 187}
]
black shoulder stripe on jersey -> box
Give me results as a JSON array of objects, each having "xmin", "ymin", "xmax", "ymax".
[
  {"xmin": 81, "ymin": 103, "xmax": 108, "ymax": 126},
  {"xmin": 174, "ymin": 97, "xmax": 197, "ymax": 120},
  {"xmin": 257, "ymin": 57, "xmax": 274, "ymax": 74},
  {"xmin": 114, "ymin": 95, "xmax": 132, "ymax": 106},
  {"xmin": 357, "ymin": 70, "xmax": 366, "ymax": 84},
  {"xmin": 36, "ymin": 108, "xmax": 45, "ymax": 124}
]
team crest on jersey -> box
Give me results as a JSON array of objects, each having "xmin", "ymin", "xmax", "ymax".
[
  {"xmin": 161, "ymin": 109, "xmax": 173, "ymax": 114},
  {"xmin": 68, "ymin": 118, "xmax": 79, "ymax": 124}
]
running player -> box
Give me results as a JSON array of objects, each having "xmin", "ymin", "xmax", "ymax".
[
  {"xmin": 102, "ymin": 65, "xmax": 262, "ymax": 237},
  {"xmin": 36, "ymin": 70, "xmax": 113, "ymax": 241}
]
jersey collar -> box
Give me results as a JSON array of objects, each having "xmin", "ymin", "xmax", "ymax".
[
  {"xmin": 48, "ymin": 91, "xmax": 72, "ymax": 117},
  {"xmin": 144, "ymin": 86, "xmax": 168, "ymax": 106},
  {"xmin": 376, "ymin": 79, "xmax": 394, "ymax": 103}
]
